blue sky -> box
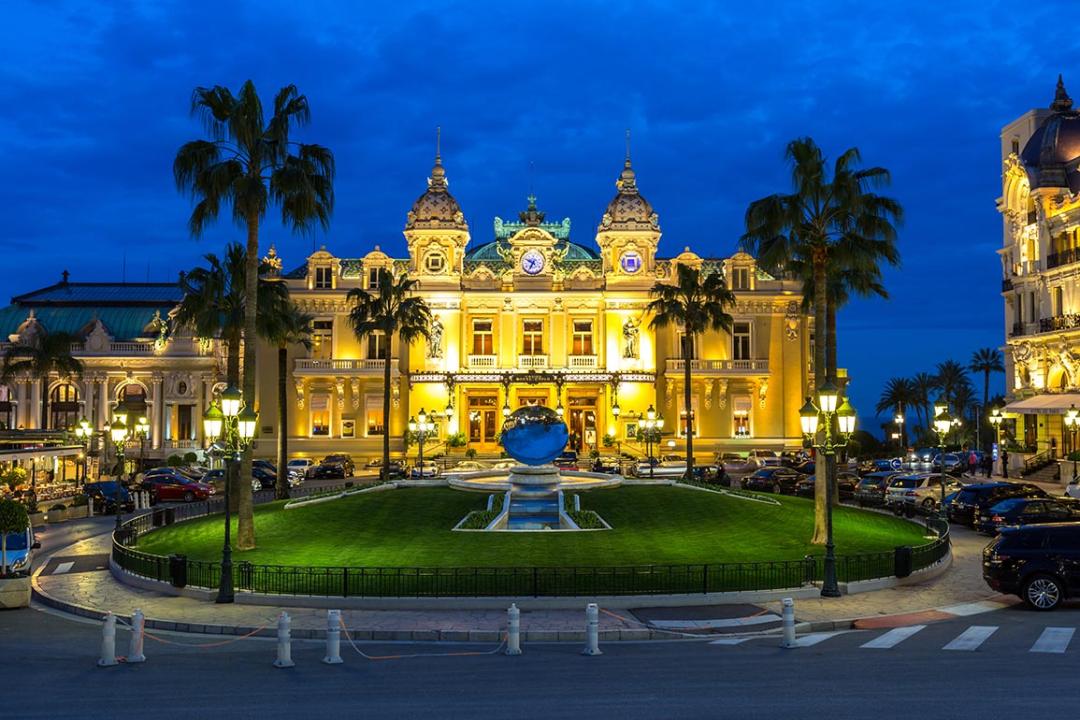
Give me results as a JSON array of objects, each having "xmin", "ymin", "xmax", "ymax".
[{"xmin": 1, "ymin": 0, "xmax": 1077, "ymax": 432}]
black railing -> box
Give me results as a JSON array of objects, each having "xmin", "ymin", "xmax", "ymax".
[
  {"xmin": 112, "ymin": 508, "xmax": 952, "ymax": 598},
  {"xmin": 1011, "ymin": 322, "xmax": 1025, "ymax": 337},
  {"xmin": 1047, "ymin": 247, "xmax": 1080, "ymax": 270},
  {"xmin": 1039, "ymin": 314, "xmax": 1080, "ymax": 333},
  {"xmin": 1022, "ymin": 448, "xmax": 1058, "ymax": 476}
]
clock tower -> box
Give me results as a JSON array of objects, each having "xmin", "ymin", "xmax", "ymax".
[{"xmin": 595, "ymin": 132, "xmax": 660, "ymax": 288}]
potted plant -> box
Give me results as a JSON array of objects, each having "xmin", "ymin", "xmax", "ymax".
[{"xmin": 0, "ymin": 498, "xmax": 34, "ymax": 608}]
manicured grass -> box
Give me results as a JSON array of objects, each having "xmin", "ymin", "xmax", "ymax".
[{"xmin": 136, "ymin": 486, "xmax": 928, "ymax": 568}]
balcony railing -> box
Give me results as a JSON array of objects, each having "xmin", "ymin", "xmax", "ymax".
[
  {"xmin": 1047, "ymin": 247, "xmax": 1080, "ymax": 270},
  {"xmin": 518, "ymin": 354, "xmax": 549, "ymax": 369},
  {"xmin": 665, "ymin": 358, "xmax": 769, "ymax": 373},
  {"xmin": 294, "ymin": 358, "xmax": 389, "ymax": 373},
  {"xmin": 1039, "ymin": 314, "xmax": 1080, "ymax": 333},
  {"xmin": 466, "ymin": 354, "xmax": 498, "ymax": 369},
  {"xmin": 568, "ymin": 354, "xmax": 598, "ymax": 369},
  {"xmin": 1001, "ymin": 277, "xmax": 1013, "ymax": 292}
]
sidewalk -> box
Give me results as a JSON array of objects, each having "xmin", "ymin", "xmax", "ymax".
[{"xmin": 31, "ymin": 521, "xmax": 1006, "ymax": 641}]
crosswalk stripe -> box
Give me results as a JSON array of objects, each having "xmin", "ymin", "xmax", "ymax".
[
  {"xmin": 709, "ymin": 637, "xmax": 753, "ymax": 645},
  {"xmin": 860, "ymin": 624, "xmax": 926, "ymax": 649},
  {"xmin": 53, "ymin": 561, "xmax": 74, "ymax": 575},
  {"xmin": 943, "ymin": 625, "xmax": 998, "ymax": 651},
  {"xmin": 1030, "ymin": 627, "xmax": 1075, "ymax": 654},
  {"xmin": 791, "ymin": 631, "xmax": 849, "ymax": 648}
]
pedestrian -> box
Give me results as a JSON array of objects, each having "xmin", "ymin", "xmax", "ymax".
[
  {"xmin": 982, "ymin": 453, "xmax": 993, "ymax": 478},
  {"xmin": 1002, "ymin": 448, "xmax": 1009, "ymax": 478},
  {"xmin": 968, "ymin": 450, "xmax": 978, "ymax": 476}
]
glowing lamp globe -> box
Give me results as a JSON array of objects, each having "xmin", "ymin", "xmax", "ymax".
[{"xmin": 499, "ymin": 405, "xmax": 569, "ymax": 466}]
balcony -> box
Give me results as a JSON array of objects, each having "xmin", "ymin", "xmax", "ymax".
[
  {"xmin": 293, "ymin": 358, "xmax": 390, "ymax": 375},
  {"xmin": 665, "ymin": 358, "xmax": 769, "ymax": 374},
  {"xmin": 1039, "ymin": 314, "xmax": 1080, "ymax": 333},
  {"xmin": 1047, "ymin": 247, "xmax": 1080, "ymax": 270},
  {"xmin": 568, "ymin": 354, "xmax": 598, "ymax": 369},
  {"xmin": 518, "ymin": 354, "xmax": 549, "ymax": 369},
  {"xmin": 466, "ymin": 354, "xmax": 498, "ymax": 369},
  {"xmin": 1001, "ymin": 277, "xmax": 1013, "ymax": 292}
]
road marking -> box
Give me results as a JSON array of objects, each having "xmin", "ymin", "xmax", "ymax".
[
  {"xmin": 938, "ymin": 601, "xmax": 1010, "ymax": 617},
  {"xmin": 709, "ymin": 637, "xmax": 753, "ymax": 645},
  {"xmin": 860, "ymin": 624, "xmax": 926, "ymax": 649},
  {"xmin": 943, "ymin": 625, "xmax": 998, "ymax": 651},
  {"xmin": 790, "ymin": 631, "xmax": 849, "ymax": 648},
  {"xmin": 1030, "ymin": 627, "xmax": 1075, "ymax": 654},
  {"xmin": 651, "ymin": 614, "xmax": 781, "ymax": 630},
  {"xmin": 53, "ymin": 561, "xmax": 74, "ymax": 575}
]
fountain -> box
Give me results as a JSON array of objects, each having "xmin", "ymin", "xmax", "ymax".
[{"xmin": 500, "ymin": 405, "xmax": 571, "ymax": 529}]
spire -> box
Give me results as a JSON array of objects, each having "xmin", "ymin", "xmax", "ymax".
[
  {"xmin": 625, "ymin": 128, "xmax": 632, "ymax": 167},
  {"xmin": 428, "ymin": 126, "xmax": 447, "ymax": 190},
  {"xmin": 1052, "ymin": 74, "xmax": 1073, "ymax": 112},
  {"xmin": 435, "ymin": 126, "xmax": 442, "ymax": 165}
]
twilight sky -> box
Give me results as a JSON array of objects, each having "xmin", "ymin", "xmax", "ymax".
[{"xmin": 1, "ymin": 0, "xmax": 1077, "ymax": 431}]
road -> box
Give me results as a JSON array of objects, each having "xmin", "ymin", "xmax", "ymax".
[{"xmin": 1, "ymin": 603, "xmax": 1078, "ymax": 719}]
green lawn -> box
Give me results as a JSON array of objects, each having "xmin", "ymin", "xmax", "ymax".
[{"xmin": 136, "ymin": 486, "xmax": 929, "ymax": 568}]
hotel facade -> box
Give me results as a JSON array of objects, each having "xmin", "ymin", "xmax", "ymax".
[{"xmin": 0, "ymin": 151, "xmax": 814, "ymax": 463}]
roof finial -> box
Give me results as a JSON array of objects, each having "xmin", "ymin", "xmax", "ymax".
[
  {"xmin": 1052, "ymin": 74, "xmax": 1074, "ymax": 112},
  {"xmin": 435, "ymin": 126, "xmax": 442, "ymax": 165},
  {"xmin": 625, "ymin": 128, "xmax": 632, "ymax": 166},
  {"xmin": 61, "ymin": 269, "xmax": 69, "ymax": 284}
]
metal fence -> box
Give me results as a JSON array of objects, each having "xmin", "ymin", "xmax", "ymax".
[{"xmin": 112, "ymin": 507, "xmax": 951, "ymax": 598}]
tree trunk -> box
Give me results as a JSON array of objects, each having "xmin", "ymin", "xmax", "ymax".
[
  {"xmin": 1, "ymin": 534, "xmax": 7, "ymax": 576},
  {"xmin": 40, "ymin": 377, "xmax": 49, "ymax": 430},
  {"xmin": 226, "ymin": 330, "xmax": 241, "ymax": 514},
  {"xmin": 826, "ymin": 300, "xmax": 839, "ymax": 507},
  {"xmin": 382, "ymin": 345, "xmax": 392, "ymax": 483},
  {"xmin": 982, "ymin": 370, "xmax": 990, "ymax": 451},
  {"xmin": 237, "ymin": 212, "xmax": 259, "ymax": 551},
  {"xmin": 683, "ymin": 334, "xmax": 694, "ymax": 482},
  {"xmin": 811, "ymin": 255, "xmax": 828, "ymax": 545},
  {"xmin": 275, "ymin": 345, "xmax": 289, "ymax": 500}
]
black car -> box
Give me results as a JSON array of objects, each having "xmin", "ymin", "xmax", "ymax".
[
  {"xmin": 974, "ymin": 497, "xmax": 1080, "ymax": 535},
  {"xmin": 794, "ymin": 471, "xmax": 859, "ymax": 501},
  {"xmin": 252, "ymin": 467, "xmax": 277, "ymax": 490},
  {"xmin": 983, "ymin": 523, "xmax": 1080, "ymax": 609},
  {"xmin": 366, "ymin": 458, "xmax": 407, "ymax": 479},
  {"xmin": 853, "ymin": 471, "xmax": 902, "ymax": 507},
  {"xmin": 742, "ymin": 467, "xmax": 805, "ymax": 494},
  {"xmin": 307, "ymin": 454, "xmax": 355, "ymax": 479},
  {"xmin": 83, "ymin": 481, "xmax": 134, "ymax": 513},
  {"xmin": 948, "ymin": 482, "xmax": 1046, "ymax": 526},
  {"xmin": 690, "ymin": 464, "xmax": 726, "ymax": 484}
]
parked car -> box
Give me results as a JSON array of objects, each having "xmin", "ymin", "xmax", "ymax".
[
  {"xmin": 590, "ymin": 455, "xmax": 622, "ymax": 474},
  {"xmin": 742, "ymin": 467, "xmax": 805, "ymax": 494},
  {"xmin": 252, "ymin": 466, "xmax": 277, "ymax": 490},
  {"xmin": 447, "ymin": 461, "xmax": 488, "ymax": 474},
  {"xmin": 410, "ymin": 460, "xmax": 440, "ymax": 479},
  {"xmin": 287, "ymin": 458, "xmax": 315, "ymax": 480},
  {"xmin": 883, "ymin": 473, "xmax": 943, "ymax": 512},
  {"xmin": 202, "ymin": 468, "xmax": 270, "ymax": 494},
  {"xmin": 143, "ymin": 467, "xmax": 200, "ymax": 483},
  {"xmin": 930, "ymin": 452, "xmax": 965, "ymax": 475},
  {"xmin": 983, "ymin": 523, "xmax": 1080, "ymax": 609},
  {"xmin": 751, "ymin": 450, "xmax": 781, "ymax": 467},
  {"xmin": 974, "ymin": 497, "xmax": 1080, "ymax": 535},
  {"xmin": 489, "ymin": 460, "xmax": 517, "ymax": 471},
  {"xmin": 554, "ymin": 451, "xmax": 579, "ymax": 471},
  {"xmin": 690, "ymin": 464, "xmax": 724, "ymax": 484},
  {"xmin": 633, "ymin": 456, "xmax": 686, "ymax": 478},
  {"xmin": 888, "ymin": 475, "xmax": 966, "ymax": 515},
  {"xmin": 794, "ymin": 471, "xmax": 859, "ymax": 501},
  {"xmin": 0, "ymin": 520, "xmax": 38, "ymax": 575},
  {"xmin": 1063, "ymin": 475, "xmax": 1080, "ymax": 499},
  {"xmin": 307, "ymin": 454, "xmax": 355, "ymax": 479},
  {"xmin": 858, "ymin": 458, "xmax": 902, "ymax": 474},
  {"xmin": 948, "ymin": 482, "xmax": 1047, "ymax": 526},
  {"xmin": 253, "ymin": 459, "xmax": 277, "ymax": 474},
  {"xmin": 83, "ymin": 481, "xmax": 135, "ymax": 513},
  {"xmin": 323, "ymin": 454, "xmax": 355, "ymax": 476},
  {"xmin": 853, "ymin": 471, "xmax": 903, "ymax": 507},
  {"xmin": 719, "ymin": 452, "xmax": 757, "ymax": 474},
  {"xmin": 140, "ymin": 474, "xmax": 215, "ymax": 503}
]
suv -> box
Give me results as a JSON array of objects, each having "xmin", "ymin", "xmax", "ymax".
[
  {"xmin": 742, "ymin": 467, "xmax": 805, "ymax": 494},
  {"xmin": 948, "ymin": 482, "xmax": 1046, "ymax": 526},
  {"xmin": 975, "ymin": 497, "xmax": 1080, "ymax": 534},
  {"xmin": 885, "ymin": 473, "xmax": 961, "ymax": 514},
  {"xmin": 854, "ymin": 471, "xmax": 902, "ymax": 507},
  {"xmin": 794, "ymin": 471, "xmax": 859, "ymax": 501},
  {"xmin": 83, "ymin": 481, "xmax": 135, "ymax": 514},
  {"xmin": 983, "ymin": 523, "xmax": 1080, "ymax": 609}
]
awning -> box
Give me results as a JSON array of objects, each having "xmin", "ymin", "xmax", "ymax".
[{"xmin": 1003, "ymin": 393, "xmax": 1080, "ymax": 416}]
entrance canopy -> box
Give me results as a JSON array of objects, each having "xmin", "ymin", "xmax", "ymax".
[{"xmin": 1003, "ymin": 393, "xmax": 1080, "ymax": 416}]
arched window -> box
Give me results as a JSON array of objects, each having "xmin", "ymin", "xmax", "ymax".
[
  {"xmin": 49, "ymin": 383, "xmax": 80, "ymax": 430},
  {"xmin": 117, "ymin": 384, "xmax": 148, "ymax": 417},
  {"xmin": 0, "ymin": 385, "xmax": 13, "ymax": 430}
]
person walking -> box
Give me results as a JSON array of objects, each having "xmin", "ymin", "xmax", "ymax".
[{"xmin": 968, "ymin": 450, "xmax": 978, "ymax": 477}]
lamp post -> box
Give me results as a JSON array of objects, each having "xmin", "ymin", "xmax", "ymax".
[
  {"xmin": 1065, "ymin": 404, "xmax": 1079, "ymax": 483},
  {"xmin": 134, "ymin": 416, "xmax": 149, "ymax": 478},
  {"xmin": 894, "ymin": 409, "xmax": 905, "ymax": 452},
  {"xmin": 109, "ymin": 417, "xmax": 133, "ymax": 532},
  {"xmin": 989, "ymin": 406, "xmax": 1005, "ymax": 477},
  {"xmin": 202, "ymin": 385, "xmax": 257, "ymax": 604},
  {"xmin": 932, "ymin": 402, "xmax": 961, "ymax": 520},
  {"xmin": 799, "ymin": 381, "xmax": 856, "ymax": 598},
  {"xmin": 408, "ymin": 409, "xmax": 434, "ymax": 479},
  {"xmin": 74, "ymin": 417, "xmax": 91, "ymax": 486},
  {"xmin": 641, "ymin": 405, "xmax": 664, "ymax": 479}
]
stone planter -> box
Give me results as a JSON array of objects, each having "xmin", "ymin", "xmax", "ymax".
[{"xmin": 0, "ymin": 575, "xmax": 31, "ymax": 609}]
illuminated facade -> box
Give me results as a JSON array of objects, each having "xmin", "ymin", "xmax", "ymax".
[
  {"xmin": 999, "ymin": 76, "xmax": 1080, "ymax": 454},
  {"xmin": 258, "ymin": 148, "xmax": 813, "ymax": 461}
]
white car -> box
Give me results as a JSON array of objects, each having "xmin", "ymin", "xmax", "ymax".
[
  {"xmin": 885, "ymin": 473, "xmax": 962, "ymax": 513},
  {"xmin": 490, "ymin": 460, "xmax": 517, "ymax": 470},
  {"xmin": 287, "ymin": 458, "xmax": 315, "ymax": 480},
  {"xmin": 720, "ymin": 453, "xmax": 757, "ymax": 474},
  {"xmin": 1065, "ymin": 477, "xmax": 1080, "ymax": 499},
  {"xmin": 752, "ymin": 450, "xmax": 781, "ymax": 467},
  {"xmin": 447, "ymin": 461, "xmax": 487, "ymax": 473},
  {"xmin": 410, "ymin": 460, "xmax": 440, "ymax": 479},
  {"xmin": 634, "ymin": 456, "xmax": 686, "ymax": 477}
]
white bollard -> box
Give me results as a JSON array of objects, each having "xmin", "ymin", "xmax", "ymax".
[
  {"xmin": 780, "ymin": 597, "xmax": 796, "ymax": 649},
  {"xmin": 506, "ymin": 603, "xmax": 522, "ymax": 656},
  {"xmin": 273, "ymin": 612, "xmax": 295, "ymax": 668},
  {"xmin": 322, "ymin": 609, "xmax": 343, "ymax": 664},
  {"xmin": 582, "ymin": 603, "xmax": 602, "ymax": 656},
  {"xmin": 127, "ymin": 609, "xmax": 146, "ymax": 663},
  {"xmin": 97, "ymin": 612, "xmax": 118, "ymax": 667}
]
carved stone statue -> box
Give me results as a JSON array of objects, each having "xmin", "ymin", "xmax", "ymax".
[
  {"xmin": 622, "ymin": 317, "xmax": 640, "ymax": 359},
  {"xmin": 427, "ymin": 315, "xmax": 444, "ymax": 359}
]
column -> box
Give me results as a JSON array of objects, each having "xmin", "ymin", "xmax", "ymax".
[
  {"xmin": 29, "ymin": 381, "xmax": 41, "ymax": 429},
  {"xmin": 151, "ymin": 374, "xmax": 163, "ymax": 449},
  {"xmin": 194, "ymin": 375, "xmax": 205, "ymax": 445},
  {"xmin": 14, "ymin": 380, "xmax": 27, "ymax": 428},
  {"xmin": 97, "ymin": 377, "xmax": 109, "ymax": 430}
]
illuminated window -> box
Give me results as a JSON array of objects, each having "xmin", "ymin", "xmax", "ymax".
[
  {"xmin": 312, "ymin": 320, "xmax": 333, "ymax": 360},
  {"xmin": 310, "ymin": 395, "xmax": 330, "ymax": 437},
  {"xmin": 314, "ymin": 266, "xmax": 333, "ymax": 289},
  {"xmin": 571, "ymin": 319, "xmax": 593, "ymax": 355},
  {"xmin": 732, "ymin": 322, "xmax": 751, "ymax": 360},
  {"xmin": 731, "ymin": 267, "xmax": 750, "ymax": 290},
  {"xmin": 49, "ymin": 383, "xmax": 80, "ymax": 430},
  {"xmin": 365, "ymin": 396, "xmax": 384, "ymax": 436},
  {"xmin": 367, "ymin": 332, "xmax": 389, "ymax": 360},
  {"xmin": 522, "ymin": 319, "xmax": 544, "ymax": 355},
  {"xmin": 733, "ymin": 396, "xmax": 752, "ymax": 438},
  {"xmin": 367, "ymin": 268, "xmax": 381, "ymax": 289},
  {"xmin": 472, "ymin": 319, "xmax": 494, "ymax": 355}
]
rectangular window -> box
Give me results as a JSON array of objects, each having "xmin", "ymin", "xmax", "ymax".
[
  {"xmin": 367, "ymin": 268, "xmax": 381, "ymax": 290},
  {"xmin": 733, "ymin": 396, "xmax": 752, "ymax": 438},
  {"xmin": 312, "ymin": 320, "xmax": 333, "ymax": 360},
  {"xmin": 571, "ymin": 319, "xmax": 593, "ymax": 355},
  {"xmin": 1054, "ymin": 286, "xmax": 1064, "ymax": 317},
  {"xmin": 365, "ymin": 396, "xmax": 384, "ymax": 436},
  {"xmin": 314, "ymin": 266, "xmax": 333, "ymax": 289},
  {"xmin": 731, "ymin": 267, "xmax": 750, "ymax": 290},
  {"xmin": 522, "ymin": 319, "xmax": 544, "ymax": 355},
  {"xmin": 367, "ymin": 333, "xmax": 388, "ymax": 360},
  {"xmin": 732, "ymin": 322, "xmax": 751, "ymax": 360},
  {"xmin": 472, "ymin": 319, "xmax": 494, "ymax": 355},
  {"xmin": 1011, "ymin": 138, "xmax": 1020, "ymax": 155},
  {"xmin": 1029, "ymin": 291, "xmax": 1037, "ymax": 323},
  {"xmin": 311, "ymin": 395, "xmax": 330, "ymax": 437}
]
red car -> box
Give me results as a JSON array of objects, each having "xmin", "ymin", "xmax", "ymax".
[{"xmin": 142, "ymin": 475, "xmax": 215, "ymax": 503}]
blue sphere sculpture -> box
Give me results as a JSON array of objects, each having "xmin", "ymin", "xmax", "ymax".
[{"xmin": 500, "ymin": 405, "xmax": 569, "ymax": 466}]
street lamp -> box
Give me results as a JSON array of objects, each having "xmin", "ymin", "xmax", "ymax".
[
  {"xmin": 798, "ymin": 381, "xmax": 857, "ymax": 599},
  {"xmin": 641, "ymin": 405, "xmax": 664, "ymax": 479},
  {"xmin": 74, "ymin": 417, "xmax": 91, "ymax": 486},
  {"xmin": 134, "ymin": 416, "xmax": 150, "ymax": 477},
  {"xmin": 894, "ymin": 409, "xmax": 905, "ymax": 450},
  {"xmin": 1065, "ymin": 404, "xmax": 1079, "ymax": 483},
  {"xmin": 989, "ymin": 406, "xmax": 1005, "ymax": 478},
  {"xmin": 932, "ymin": 402, "xmax": 960, "ymax": 521},
  {"xmin": 408, "ymin": 409, "xmax": 435, "ymax": 479},
  {"xmin": 109, "ymin": 416, "xmax": 132, "ymax": 532},
  {"xmin": 202, "ymin": 385, "xmax": 258, "ymax": 604}
]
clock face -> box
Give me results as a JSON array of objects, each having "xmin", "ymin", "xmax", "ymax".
[
  {"xmin": 521, "ymin": 249, "xmax": 545, "ymax": 275},
  {"xmin": 620, "ymin": 250, "xmax": 643, "ymax": 274}
]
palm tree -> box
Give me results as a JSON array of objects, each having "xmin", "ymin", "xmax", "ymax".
[
  {"xmin": 934, "ymin": 360, "xmax": 971, "ymax": 410},
  {"xmin": 172, "ymin": 244, "xmax": 288, "ymax": 527},
  {"xmin": 260, "ymin": 301, "xmax": 313, "ymax": 500},
  {"xmin": 647, "ymin": 263, "xmax": 736, "ymax": 481},
  {"xmin": 2, "ymin": 332, "xmax": 83, "ymax": 430},
  {"xmin": 876, "ymin": 377, "xmax": 916, "ymax": 419},
  {"xmin": 347, "ymin": 268, "xmax": 431, "ymax": 482},
  {"xmin": 970, "ymin": 348, "xmax": 1004, "ymax": 449},
  {"xmin": 174, "ymin": 81, "xmax": 334, "ymax": 549},
  {"xmin": 741, "ymin": 137, "xmax": 901, "ymax": 543},
  {"xmin": 912, "ymin": 371, "xmax": 937, "ymax": 434}
]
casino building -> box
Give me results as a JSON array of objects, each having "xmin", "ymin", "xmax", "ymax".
[{"xmin": 0, "ymin": 147, "xmax": 814, "ymax": 464}]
